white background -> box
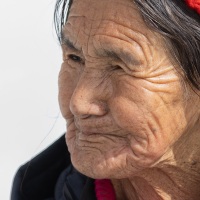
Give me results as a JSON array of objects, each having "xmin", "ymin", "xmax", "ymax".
[{"xmin": 0, "ymin": 0, "xmax": 66, "ymax": 199}]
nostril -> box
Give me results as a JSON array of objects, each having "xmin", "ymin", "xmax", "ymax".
[{"xmin": 80, "ymin": 114, "xmax": 90, "ymax": 119}]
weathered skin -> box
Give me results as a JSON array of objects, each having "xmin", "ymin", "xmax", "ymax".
[{"xmin": 58, "ymin": 0, "xmax": 200, "ymax": 199}]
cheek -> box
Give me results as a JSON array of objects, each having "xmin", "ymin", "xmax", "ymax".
[
  {"xmin": 110, "ymin": 77, "xmax": 188, "ymax": 157},
  {"xmin": 58, "ymin": 63, "xmax": 78, "ymax": 119}
]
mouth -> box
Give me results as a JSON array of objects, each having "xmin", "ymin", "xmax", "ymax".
[
  {"xmin": 77, "ymin": 131, "xmax": 103, "ymax": 140},
  {"xmin": 81, "ymin": 131, "xmax": 96, "ymax": 135},
  {"xmin": 75, "ymin": 130, "xmax": 128, "ymax": 144},
  {"xmin": 66, "ymin": 117, "xmax": 128, "ymax": 142}
]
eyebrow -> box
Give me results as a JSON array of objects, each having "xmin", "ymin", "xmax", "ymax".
[
  {"xmin": 61, "ymin": 33, "xmax": 140, "ymax": 65},
  {"xmin": 99, "ymin": 48, "xmax": 140, "ymax": 65},
  {"xmin": 61, "ymin": 33, "xmax": 81, "ymax": 52}
]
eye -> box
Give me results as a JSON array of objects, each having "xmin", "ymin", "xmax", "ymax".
[
  {"xmin": 113, "ymin": 65, "xmax": 122, "ymax": 71},
  {"xmin": 68, "ymin": 54, "xmax": 82, "ymax": 63}
]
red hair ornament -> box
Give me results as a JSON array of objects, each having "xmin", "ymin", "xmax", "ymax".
[{"xmin": 185, "ymin": 0, "xmax": 200, "ymax": 14}]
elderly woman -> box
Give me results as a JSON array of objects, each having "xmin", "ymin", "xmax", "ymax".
[{"xmin": 12, "ymin": 0, "xmax": 200, "ymax": 199}]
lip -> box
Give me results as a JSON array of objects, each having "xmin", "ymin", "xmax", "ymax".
[
  {"xmin": 77, "ymin": 131, "xmax": 102, "ymax": 141},
  {"xmin": 74, "ymin": 116, "xmax": 116, "ymax": 133},
  {"xmin": 81, "ymin": 131, "xmax": 98, "ymax": 136}
]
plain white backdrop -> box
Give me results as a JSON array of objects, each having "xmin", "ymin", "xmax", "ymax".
[{"xmin": 0, "ymin": 0, "xmax": 66, "ymax": 199}]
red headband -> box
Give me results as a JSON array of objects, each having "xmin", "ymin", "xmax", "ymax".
[{"xmin": 185, "ymin": 0, "xmax": 200, "ymax": 14}]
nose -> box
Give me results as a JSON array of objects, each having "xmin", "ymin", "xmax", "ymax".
[{"xmin": 69, "ymin": 72, "xmax": 109, "ymax": 118}]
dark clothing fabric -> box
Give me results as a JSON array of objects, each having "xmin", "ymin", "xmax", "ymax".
[{"xmin": 11, "ymin": 135, "xmax": 96, "ymax": 200}]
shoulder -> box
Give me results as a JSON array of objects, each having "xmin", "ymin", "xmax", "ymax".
[{"xmin": 11, "ymin": 135, "xmax": 71, "ymax": 200}]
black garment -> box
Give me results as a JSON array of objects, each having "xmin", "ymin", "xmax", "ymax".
[{"xmin": 11, "ymin": 135, "xmax": 96, "ymax": 200}]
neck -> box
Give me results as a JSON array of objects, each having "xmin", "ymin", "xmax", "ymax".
[{"xmin": 112, "ymin": 119, "xmax": 200, "ymax": 200}]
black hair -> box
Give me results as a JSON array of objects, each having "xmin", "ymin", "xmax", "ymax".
[
  {"xmin": 54, "ymin": 0, "xmax": 72, "ymax": 43},
  {"xmin": 54, "ymin": 0, "xmax": 200, "ymax": 90}
]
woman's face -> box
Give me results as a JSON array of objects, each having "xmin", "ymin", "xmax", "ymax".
[{"xmin": 58, "ymin": 0, "xmax": 199, "ymax": 179}]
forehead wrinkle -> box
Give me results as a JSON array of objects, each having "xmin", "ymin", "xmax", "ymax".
[{"xmin": 62, "ymin": 16, "xmax": 87, "ymax": 53}]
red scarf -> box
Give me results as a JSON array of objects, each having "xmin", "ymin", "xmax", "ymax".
[
  {"xmin": 185, "ymin": 0, "xmax": 200, "ymax": 14},
  {"xmin": 95, "ymin": 179, "xmax": 116, "ymax": 200}
]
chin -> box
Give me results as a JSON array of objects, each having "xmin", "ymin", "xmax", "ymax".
[
  {"xmin": 66, "ymin": 131, "xmax": 168, "ymax": 179},
  {"xmin": 68, "ymin": 141, "xmax": 148, "ymax": 179},
  {"xmin": 71, "ymin": 150, "xmax": 125, "ymax": 179}
]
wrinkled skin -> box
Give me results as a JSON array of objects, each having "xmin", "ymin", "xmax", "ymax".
[{"xmin": 58, "ymin": 0, "xmax": 200, "ymax": 183}]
